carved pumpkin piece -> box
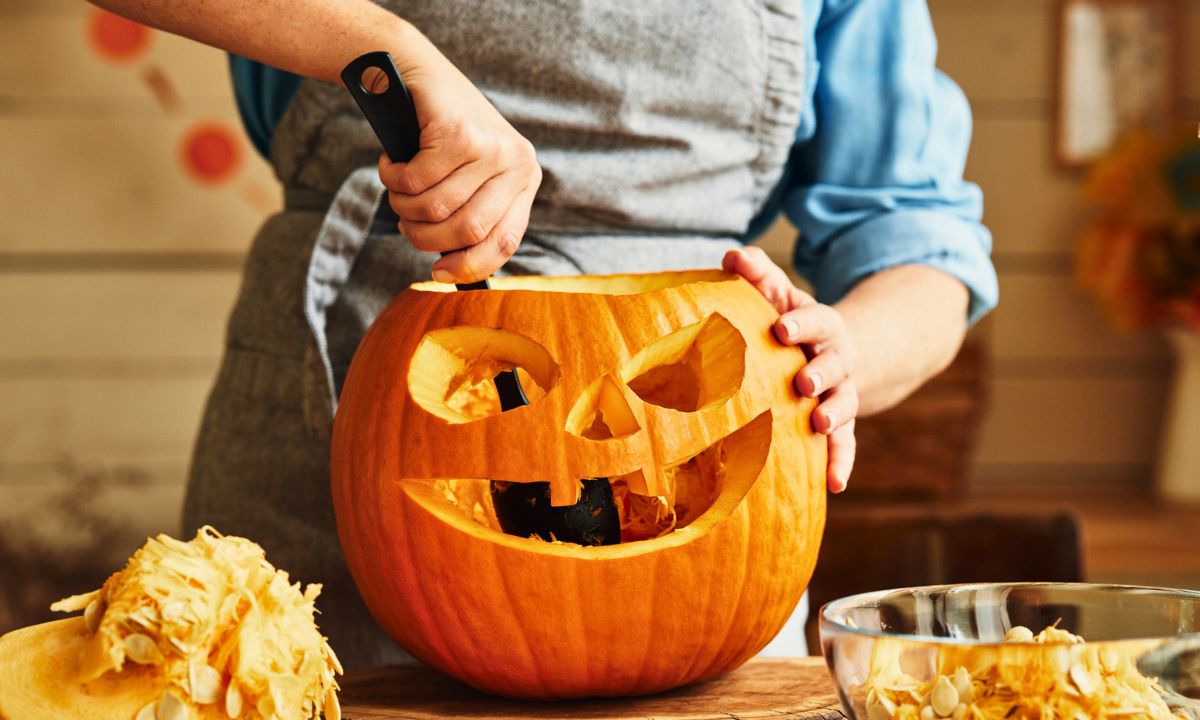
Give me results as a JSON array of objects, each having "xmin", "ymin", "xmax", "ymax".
[{"xmin": 331, "ymin": 270, "xmax": 827, "ymax": 699}]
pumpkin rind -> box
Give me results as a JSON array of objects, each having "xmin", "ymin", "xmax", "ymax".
[
  {"xmin": 331, "ymin": 270, "xmax": 826, "ymax": 699},
  {"xmin": 0, "ymin": 618, "xmax": 229, "ymax": 720}
]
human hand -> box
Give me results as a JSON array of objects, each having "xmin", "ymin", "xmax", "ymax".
[
  {"xmin": 722, "ymin": 247, "xmax": 858, "ymax": 493},
  {"xmin": 374, "ymin": 56, "xmax": 541, "ymax": 283}
]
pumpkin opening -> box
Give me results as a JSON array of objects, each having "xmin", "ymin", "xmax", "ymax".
[
  {"xmin": 412, "ymin": 269, "xmax": 730, "ymax": 296},
  {"xmin": 408, "ymin": 326, "xmax": 558, "ymax": 423},
  {"xmin": 621, "ymin": 313, "xmax": 745, "ymax": 412},
  {"xmin": 417, "ymin": 411, "xmax": 770, "ymax": 547}
]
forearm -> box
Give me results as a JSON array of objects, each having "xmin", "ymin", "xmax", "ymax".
[
  {"xmin": 835, "ymin": 265, "xmax": 969, "ymax": 416},
  {"xmin": 87, "ymin": 0, "xmax": 438, "ymax": 83}
]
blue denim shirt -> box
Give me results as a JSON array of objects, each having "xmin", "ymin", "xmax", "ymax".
[{"xmin": 231, "ymin": 0, "xmax": 997, "ymax": 323}]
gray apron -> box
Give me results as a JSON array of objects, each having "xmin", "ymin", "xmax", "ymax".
[{"xmin": 184, "ymin": 0, "xmax": 806, "ymax": 668}]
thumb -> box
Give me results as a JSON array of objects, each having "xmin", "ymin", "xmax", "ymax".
[{"xmin": 723, "ymin": 247, "xmax": 798, "ymax": 314}]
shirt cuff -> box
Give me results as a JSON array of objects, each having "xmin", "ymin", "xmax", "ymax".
[{"xmin": 799, "ymin": 209, "xmax": 999, "ymax": 326}]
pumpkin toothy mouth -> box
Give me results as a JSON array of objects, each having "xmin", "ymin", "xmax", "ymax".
[{"xmin": 398, "ymin": 409, "xmax": 773, "ymax": 555}]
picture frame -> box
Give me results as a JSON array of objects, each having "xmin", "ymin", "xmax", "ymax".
[{"xmin": 1054, "ymin": 0, "xmax": 1180, "ymax": 168}]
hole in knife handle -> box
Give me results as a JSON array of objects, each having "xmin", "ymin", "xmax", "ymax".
[{"xmin": 360, "ymin": 65, "xmax": 389, "ymax": 95}]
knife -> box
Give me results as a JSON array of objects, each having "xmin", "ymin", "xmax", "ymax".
[{"xmin": 341, "ymin": 52, "xmax": 619, "ymax": 545}]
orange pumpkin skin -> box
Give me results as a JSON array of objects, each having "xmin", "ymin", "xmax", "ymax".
[{"xmin": 331, "ymin": 270, "xmax": 826, "ymax": 699}]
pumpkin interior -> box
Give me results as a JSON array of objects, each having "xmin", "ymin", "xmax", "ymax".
[
  {"xmin": 408, "ymin": 327, "xmax": 556, "ymax": 423},
  {"xmin": 411, "ymin": 269, "xmax": 729, "ymax": 295},
  {"xmin": 407, "ymin": 410, "xmax": 772, "ymax": 549}
]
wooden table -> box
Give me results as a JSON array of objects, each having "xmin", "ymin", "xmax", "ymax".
[{"xmin": 339, "ymin": 657, "xmax": 847, "ymax": 720}]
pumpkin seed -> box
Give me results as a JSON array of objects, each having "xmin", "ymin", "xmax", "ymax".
[
  {"xmin": 1100, "ymin": 645, "xmax": 1120, "ymax": 674},
  {"xmin": 1069, "ymin": 663, "xmax": 1097, "ymax": 697},
  {"xmin": 325, "ymin": 687, "xmax": 342, "ymax": 720},
  {"xmin": 867, "ymin": 692, "xmax": 897, "ymax": 720},
  {"xmin": 1004, "ymin": 626, "xmax": 1034, "ymax": 643},
  {"xmin": 867, "ymin": 698, "xmax": 893, "ymax": 720},
  {"xmin": 188, "ymin": 659, "xmax": 222, "ymax": 704},
  {"xmin": 921, "ymin": 705, "xmax": 936, "ymax": 720},
  {"xmin": 124, "ymin": 633, "xmax": 164, "ymax": 665},
  {"xmin": 156, "ymin": 690, "xmax": 188, "ymax": 720},
  {"xmin": 135, "ymin": 701, "xmax": 157, "ymax": 720},
  {"xmin": 84, "ymin": 598, "xmax": 105, "ymax": 634},
  {"xmin": 930, "ymin": 676, "xmax": 959, "ymax": 718},
  {"xmin": 129, "ymin": 606, "xmax": 159, "ymax": 630},
  {"xmin": 952, "ymin": 666, "xmax": 973, "ymax": 703},
  {"xmin": 952, "ymin": 703, "xmax": 968, "ymax": 720},
  {"xmin": 1048, "ymin": 647, "xmax": 1071, "ymax": 675},
  {"xmin": 224, "ymin": 681, "xmax": 243, "ymax": 719}
]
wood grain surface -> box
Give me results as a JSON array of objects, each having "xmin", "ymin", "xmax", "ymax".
[{"xmin": 338, "ymin": 657, "xmax": 846, "ymax": 720}]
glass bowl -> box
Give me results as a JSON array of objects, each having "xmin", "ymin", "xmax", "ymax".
[{"xmin": 820, "ymin": 583, "xmax": 1200, "ymax": 720}]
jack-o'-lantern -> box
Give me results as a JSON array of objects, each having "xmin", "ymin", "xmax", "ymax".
[{"xmin": 330, "ymin": 269, "xmax": 826, "ymax": 699}]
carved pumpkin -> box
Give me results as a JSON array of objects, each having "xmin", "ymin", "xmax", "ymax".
[{"xmin": 330, "ymin": 270, "xmax": 826, "ymax": 699}]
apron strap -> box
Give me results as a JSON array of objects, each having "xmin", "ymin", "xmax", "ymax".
[{"xmin": 302, "ymin": 167, "xmax": 386, "ymax": 413}]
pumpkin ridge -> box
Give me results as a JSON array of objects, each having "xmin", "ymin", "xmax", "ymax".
[
  {"xmin": 486, "ymin": 540, "xmax": 552, "ymax": 697},
  {"xmin": 628, "ymin": 550, "xmax": 664, "ymax": 691},
  {"xmin": 695, "ymin": 474, "xmax": 754, "ymax": 681},
  {"xmin": 397, "ymin": 494, "xmax": 470, "ymax": 681}
]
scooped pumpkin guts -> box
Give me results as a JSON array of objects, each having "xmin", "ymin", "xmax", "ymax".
[
  {"xmin": 331, "ymin": 269, "xmax": 828, "ymax": 699},
  {"xmin": 0, "ymin": 527, "xmax": 342, "ymax": 720}
]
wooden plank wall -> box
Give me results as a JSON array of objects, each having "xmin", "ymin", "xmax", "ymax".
[
  {"xmin": 0, "ymin": 2, "xmax": 274, "ymax": 630},
  {"xmin": 929, "ymin": 0, "xmax": 1196, "ymax": 488},
  {"xmin": 0, "ymin": 1, "xmax": 1192, "ymax": 630}
]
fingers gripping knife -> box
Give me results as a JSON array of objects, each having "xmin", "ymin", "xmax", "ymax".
[{"xmin": 342, "ymin": 52, "xmax": 620, "ymax": 545}]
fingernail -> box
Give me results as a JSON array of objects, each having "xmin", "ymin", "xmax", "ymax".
[
  {"xmin": 432, "ymin": 269, "xmax": 454, "ymax": 284},
  {"xmin": 821, "ymin": 410, "xmax": 836, "ymax": 434},
  {"xmin": 782, "ymin": 317, "xmax": 799, "ymax": 340},
  {"xmin": 807, "ymin": 372, "xmax": 823, "ymax": 396},
  {"xmin": 830, "ymin": 477, "xmax": 846, "ymax": 494}
]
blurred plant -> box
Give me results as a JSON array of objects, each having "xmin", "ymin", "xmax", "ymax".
[{"xmin": 1076, "ymin": 127, "xmax": 1200, "ymax": 332}]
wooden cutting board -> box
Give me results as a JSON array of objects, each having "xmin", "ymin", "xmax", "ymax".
[{"xmin": 339, "ymin": 657, "xmax": 846, "ymax": 720}]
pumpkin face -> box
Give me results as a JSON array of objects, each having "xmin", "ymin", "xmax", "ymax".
[{"xmin": 330, "ymin": 270, "xmax": 826, "ymax": 699}]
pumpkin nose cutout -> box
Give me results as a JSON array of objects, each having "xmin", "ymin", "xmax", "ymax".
[{"xmin": 565, "ymin": 375, "xmax": 640, "ymax": 440}]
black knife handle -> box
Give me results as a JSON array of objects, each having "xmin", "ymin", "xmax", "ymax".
[
  {"xmin": 342, "ymin": 51, "xmax": 525, "ymax": 409},
  {"xmin": 342, "ymin": 52, "xmax": 491, "ymax": 293},
  {"xmin": 341, "ymin": 51, "xmax": 421, "ymax": 163}
]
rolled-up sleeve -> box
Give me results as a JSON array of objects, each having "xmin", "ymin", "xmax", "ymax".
[{"xmin": 785, "ymin": 0, "xmax": 998, "ymax": 325}]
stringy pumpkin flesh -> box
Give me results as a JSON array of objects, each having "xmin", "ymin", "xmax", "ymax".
[{"xmin": 2, "ymin": 528, "xmax": 344, "ymax": 720}]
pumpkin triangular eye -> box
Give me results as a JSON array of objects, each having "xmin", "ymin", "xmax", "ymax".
[
  {"xmin": 407, "ymin": 326, "xmax": 558, "ymax": 423},
  {"xmin": 565, "ymin": 375, "xmax": 640, "ymax": 440},
  {"xmin": 621, "ymin": 314, "xmax": 745, "ymax": 413}
]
